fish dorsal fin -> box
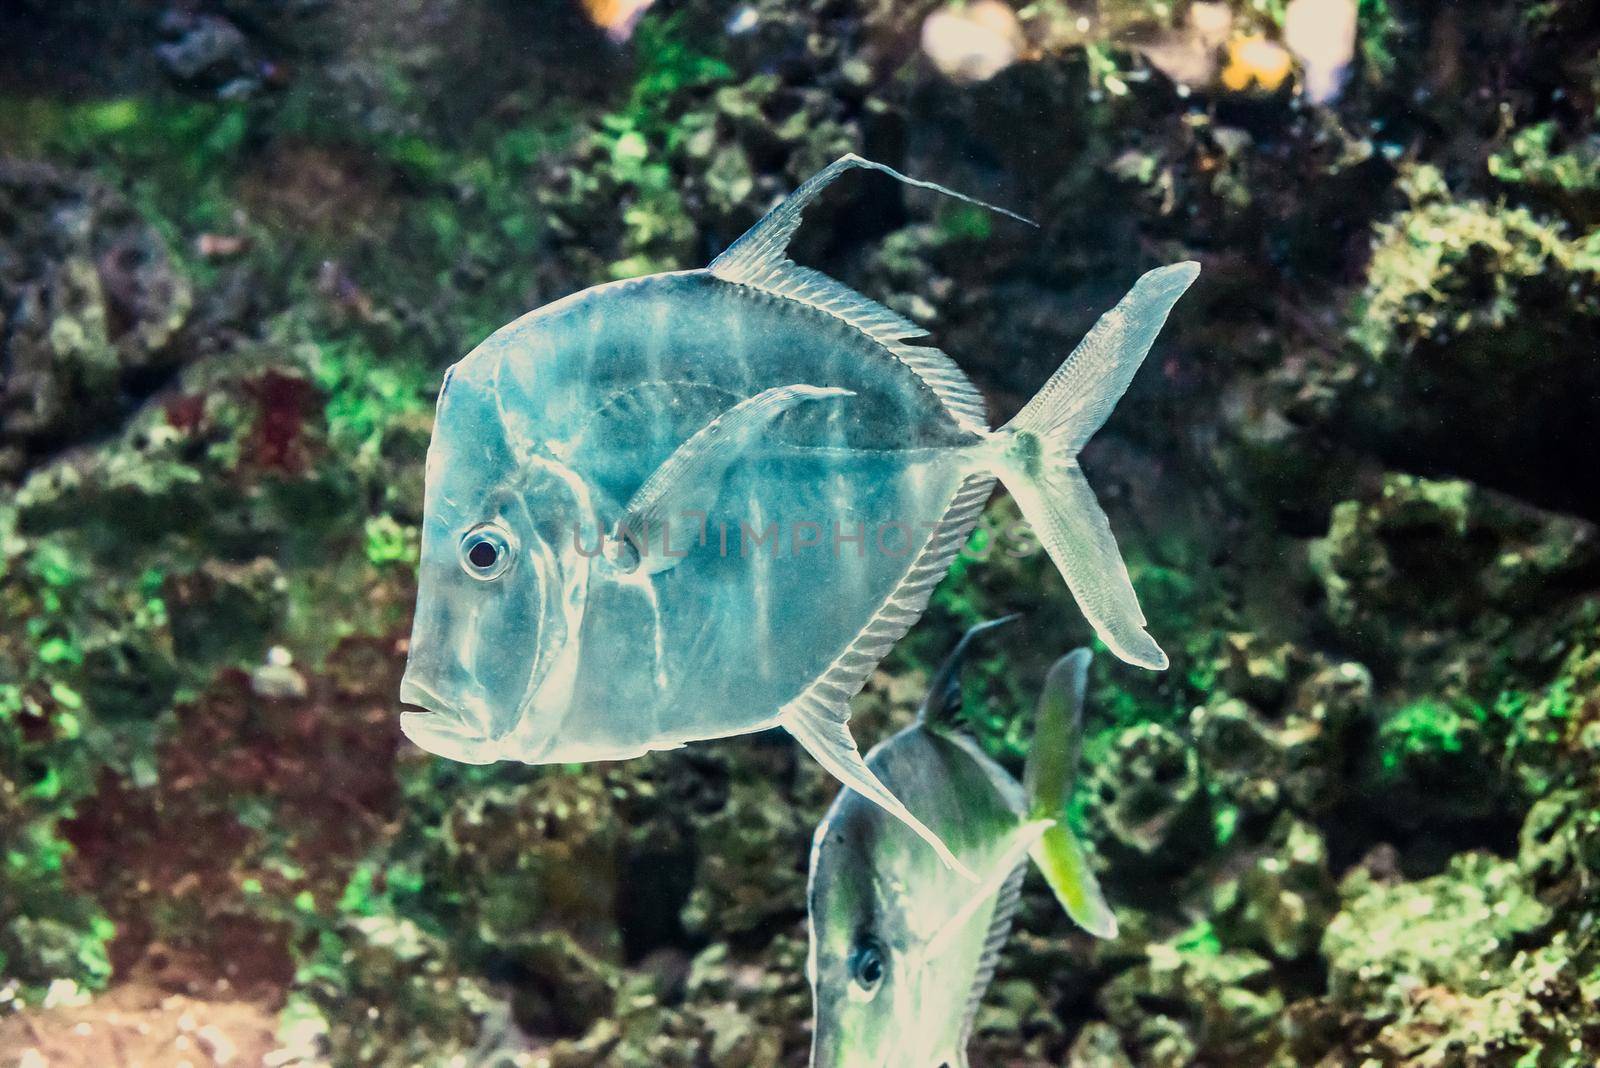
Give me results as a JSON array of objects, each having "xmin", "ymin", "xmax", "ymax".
[
  {"xmin": 710, "ymin": 154, "xmax": 1033, "ymax": 293},
  {"xmin": 960, "ymin": 857, "xmax": 1028, "ymax": 1054},
  {"xmin": 919, "ymin": 615, "xmax": 1022, "ymax": 729},
  {"xmin": 709, "ymin": 154, "xmax": 1032, "ymax": 435}
]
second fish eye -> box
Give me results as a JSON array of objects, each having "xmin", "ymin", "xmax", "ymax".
[
  {"xmin": 849, "ymin": 942, "xmax": 885, "ymax": 991},
  {"xmin": 459, "ymin": 524, "xmax": 514, "ymax": 580}
]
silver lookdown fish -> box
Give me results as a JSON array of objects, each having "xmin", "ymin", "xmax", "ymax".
[
  {"xmin": 807, "ymin": 621, "xmax": 1114, "ymax": 1068},
  {"xmin": 398, "ymin": 153, "xmax": 1198, "ymax": 872}
]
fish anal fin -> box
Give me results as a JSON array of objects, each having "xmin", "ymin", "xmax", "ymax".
[
  {"xmin": 778, "ymin": 471, "xmax": 993, "ymax": 878},
  {"xmin": 926, "ymin": 819, "xmax": 1048, "ymax": 958},
  {"xmin": 782, "ymin": 701, "xmax": 976, "ymax": 882},
  {"xmin": 956, "ymin": 856, "xmax": 1029, "ymax": 1061},
  {"xmin": 777, "ymin": 468, "xmax": 992, "ymax": 802}
]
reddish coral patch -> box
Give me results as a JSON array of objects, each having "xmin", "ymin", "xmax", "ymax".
[
  {"xmin": 62, "ymin": 637, "xmax": 405, "ymax": 1003},
  {"xmin": 243, "ymin": 370, "xmax": 316, "ymax": 474}
]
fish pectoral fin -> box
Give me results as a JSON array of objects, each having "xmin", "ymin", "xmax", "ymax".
[
  {"xmin": 925, "ymin": 819, "xmax": 1052, "ymax": 958},
  {"xmin": 614, "ymin": 384, "xmax": 853, "ymax": 576},
  {"xmin": 782, "ymin": 700, "xmax": 976, "ymax": 881},
  {"xmin": 1030, "ymin": 821, "xmax": 1118, "ymax": 939}
]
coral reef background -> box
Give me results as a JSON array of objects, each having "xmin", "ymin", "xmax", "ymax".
[{"xmin": 1, "ymin": 0, "xmax": 1598, "ymax": 1064}]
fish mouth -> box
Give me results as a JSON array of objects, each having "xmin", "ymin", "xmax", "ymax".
[
  {"xmin": 399, "ymin": 707, "xmax": 501, "ymax": 764},
  {"xmin": 398, "ymin": 677, "xmax": 452, "ymax": 718},
  {"xmin": 397, "ymin": 678, "xmax": 502, "ymax": 763}
]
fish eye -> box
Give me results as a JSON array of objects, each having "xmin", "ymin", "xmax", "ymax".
[
  {"xmin": 459, "ymin": 523, "xmax": 515, "ymax": 581},
  {"xmin": 848, "ymin": 941, "xmax": 885, "ymax": 993}
]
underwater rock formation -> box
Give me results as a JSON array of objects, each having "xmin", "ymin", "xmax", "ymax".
[
  {"xmin": 1085, "ymin": 722, "xmax": 1209, "ymax": 876},
  {"xmin": 0, "ymin": 162, "xmax": 193, "ymax": 480}
]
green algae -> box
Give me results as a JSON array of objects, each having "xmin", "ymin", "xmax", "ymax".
[
  {"xmin": 1490, "ymin": 122, "xmax": 1600, "ymax": 195},
  {"xmin": 1376, "ymin": 698, "xmax": 1478, "ymax": 772},
  {"xmin": 1325, "ymin": 852, "xmax": 1551, "ymax": 1008},
  {"xmin": 1355, "ymin": 0, "xmax": 1403, "ymax": 84},
  {"xmin": 1350, "ymin": 164, "xmax": 1600, "ymax": 360}
]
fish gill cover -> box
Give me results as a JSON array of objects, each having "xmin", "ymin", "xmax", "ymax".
[{"xmin": 0, "ymin": 0, "xmax": 1597, "ymax": 1066}]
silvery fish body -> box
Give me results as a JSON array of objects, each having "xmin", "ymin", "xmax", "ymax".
[
  {"xmin": 808, "ymin": 721, "xmax": 1030, "ymax": 1068},
  {"xmin": 807, "ymin": 625, "xmax": 1115, "ymax": 1068},
  {"xmin": 406, "ymin": 267, "xmax": 977, "ymax": 757},
  {"xmin": 399, "ymin": 154, "xmax": 1199, "ymax": 868}
]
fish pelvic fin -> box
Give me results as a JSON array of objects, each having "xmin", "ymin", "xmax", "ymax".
[
  {"xmin": 1024, "ymin": 649, "xmax": 1117, "ymax": 939},
  {"xmin": 709, "ymin": 154, "xmax": 1030, "ymax": 436},
  {"xmin": 917, "ymin": 614, "xmax": 1021, "ymax": 729},
  {"xmin": 989, "ymin": 262, "xmax": 1200, "ymax": 671},
  {"xmin": 782, "ymin": 702, "xmax": 977, "ymax": 882},
  {"xmin": 614, "ymin": 384, "xmax": 853, "ymax": 575}
]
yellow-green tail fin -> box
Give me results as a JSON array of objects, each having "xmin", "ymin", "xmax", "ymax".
[{"xmin": 1024, "ymin": 649, "xmax": 1118, "ymax": 938}]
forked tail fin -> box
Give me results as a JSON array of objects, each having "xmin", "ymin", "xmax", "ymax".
[
  {"xmin": 1024, "ymin": 648, "xmax": 1117, "ymax": 938},
  {"xmin": 992, "ymin": 262, "xmax": 1199, "ymax": 670}
]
